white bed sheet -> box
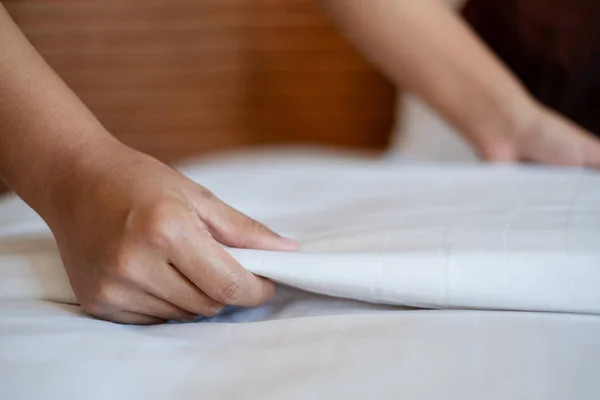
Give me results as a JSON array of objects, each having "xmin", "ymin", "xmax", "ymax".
[
  {"xmin": 3, "ymin": 301, "xmax": 600, "ymax": 400},
  {"xmin": 4, "ymin": 160, "xmax": 599, "ymax": 314},
  {"xmin": 1, "ymin": 152, "xmax": 599, "ymax": 399}
]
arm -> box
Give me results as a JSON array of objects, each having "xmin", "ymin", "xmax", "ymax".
[
  {"xmin": 320, "ymin": 0, "xmax": 600, "ymax": 166},
  {"xmin": 0, "ymin": 3, "xmax": 297, "ymax": 324},
  {"xmin": 0, "ymin": 4, "xmax": 117, "ymax": 218}
]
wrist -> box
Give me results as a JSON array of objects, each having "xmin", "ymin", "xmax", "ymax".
[{"xmin": 8, "ymin": 131, "xmax": 124, "ymax": 226}]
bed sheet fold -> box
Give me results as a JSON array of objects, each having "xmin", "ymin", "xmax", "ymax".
[{"xmin": 1, "ymin": 162, "xmax": 599, "ymax": 314}]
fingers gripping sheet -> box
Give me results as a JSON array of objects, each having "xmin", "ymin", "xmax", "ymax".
[{"xmin": 1, "ymin": 162, "xmax": 599, "ymax": 314}]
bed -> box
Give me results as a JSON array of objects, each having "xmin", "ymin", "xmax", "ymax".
[
  {"xmin": 2, "ymin": 94, "xmax": 600, "ymax": 399},
  {"xmin": 2, "ymin": 2, "xmax": 600, "ymax": 398}
]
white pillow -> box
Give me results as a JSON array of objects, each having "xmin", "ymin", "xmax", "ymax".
[{"xmin": 386, "ymin": 93, "xmax": 480, "ymax": 163}]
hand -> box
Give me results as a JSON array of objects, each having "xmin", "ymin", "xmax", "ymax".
[
  {"xmin": 46, "ymin": 141, "xmax": 299, "ymax": 324},
  {"xmin": 474, "ymin": 104, "xmax": 600, "ymax": 168}
]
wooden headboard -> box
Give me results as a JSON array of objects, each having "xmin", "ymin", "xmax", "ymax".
[{"xmin": 4, "ymin": 0, "xmax": 396, "ymax": 164}]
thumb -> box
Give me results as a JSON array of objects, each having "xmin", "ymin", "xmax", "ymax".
[{"xmin": 199, "ymin": 196, "xmax": 300, "ymax": 252}]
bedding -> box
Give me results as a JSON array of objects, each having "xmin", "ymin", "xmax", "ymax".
[
  {"xmin": 4, "ymin": 160, "xmax": 599, "ymax": 314},
  {"xmin": 1, "ymin": 151, "xmax": 599, "ymax": 399},
  {"xmin": 387, "ymin": 94, "xmax": 479, "ymax": 163}
]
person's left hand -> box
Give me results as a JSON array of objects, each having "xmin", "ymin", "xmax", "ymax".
[
  {"xmin": 43, "ymin": 139, "xmax": 299, "ymax": 324},
  {"xmin": 474, "ymin": 104, "xmax": 600, "ymax": 168}
]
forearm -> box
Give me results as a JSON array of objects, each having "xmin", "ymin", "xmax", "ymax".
[
  {"xmin": 320, "ymin": 0, "xmax": 539, "ymax": 150},
  {"xmin": 0, "ymin": 4, "xmax": 117, "ymax": 216}
]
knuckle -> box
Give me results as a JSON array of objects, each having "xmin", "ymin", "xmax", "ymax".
[
  {"xmin": 80, "ymin": 298, "xmax": 104, "ymax": 316},
  {"xmin": 140, "ymin": 204, "xmax": 178, "ymax": 248},
  {"xmin": 83, "ymin": 281, "xmax": 121, "ymax": 314},
  {"xmin": 109, "ymin": 251, "xmax": 139, "ymax": 281},
  {"xmin": 216, "ymin": 276, "xmax": 243, "ymax": 305},
  {"xmin": 246, "ymin": 217, "xmax": 266, "ymax": 232},
  {"xmin": 143, "ymin": 222, "xmax": 173, "ymax": 248},
  {"xmin": 197, "ymin": 186, "xmax": 215, "ymax": 201},
  {"xmin": 95, "ymin": 282, "xmax": 121, "ymax": 306}
]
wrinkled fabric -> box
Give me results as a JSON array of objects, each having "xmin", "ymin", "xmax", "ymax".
[{"xmin": 1, "ymin": 156, "xmax": 599, "ymax": 399}]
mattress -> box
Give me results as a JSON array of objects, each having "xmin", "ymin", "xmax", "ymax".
[{"xmin": 1, "ymin": 151, "xmax": 599, "ymax": 399}]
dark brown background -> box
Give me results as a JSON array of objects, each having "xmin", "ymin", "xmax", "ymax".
[
  {"xmin": 464, "ymin": 0, "xmax": 600, "ymax": 136},
  {"xmin": 4, "ymin": 0, "xmax": 396, "ymax": 166}
]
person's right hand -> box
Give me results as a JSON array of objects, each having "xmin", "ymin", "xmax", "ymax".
[{"xmin": 45, "ymin": 140, "xmax": 299, "ymax": 324}]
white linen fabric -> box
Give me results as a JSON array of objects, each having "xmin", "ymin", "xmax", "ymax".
[
  {"xmin": 3, "ymin": 301, "xmax": 600, "ymax": 400},
  {"xmin": 4, "ymin": 160, "xmax": 598, "ymax": 314},
  {"xmin": 1, "ymin": 152, "xmax": 599, "ymax": 399}
]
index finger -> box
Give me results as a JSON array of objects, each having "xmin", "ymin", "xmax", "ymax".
[{"xmin": 169, "ymin": 228, "xmax": 275, "ymax": 308}]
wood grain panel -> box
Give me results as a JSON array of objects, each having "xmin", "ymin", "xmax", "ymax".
[{"xmin": 3, "ymin": 0, "xmax": 395, "ymax": 166}]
